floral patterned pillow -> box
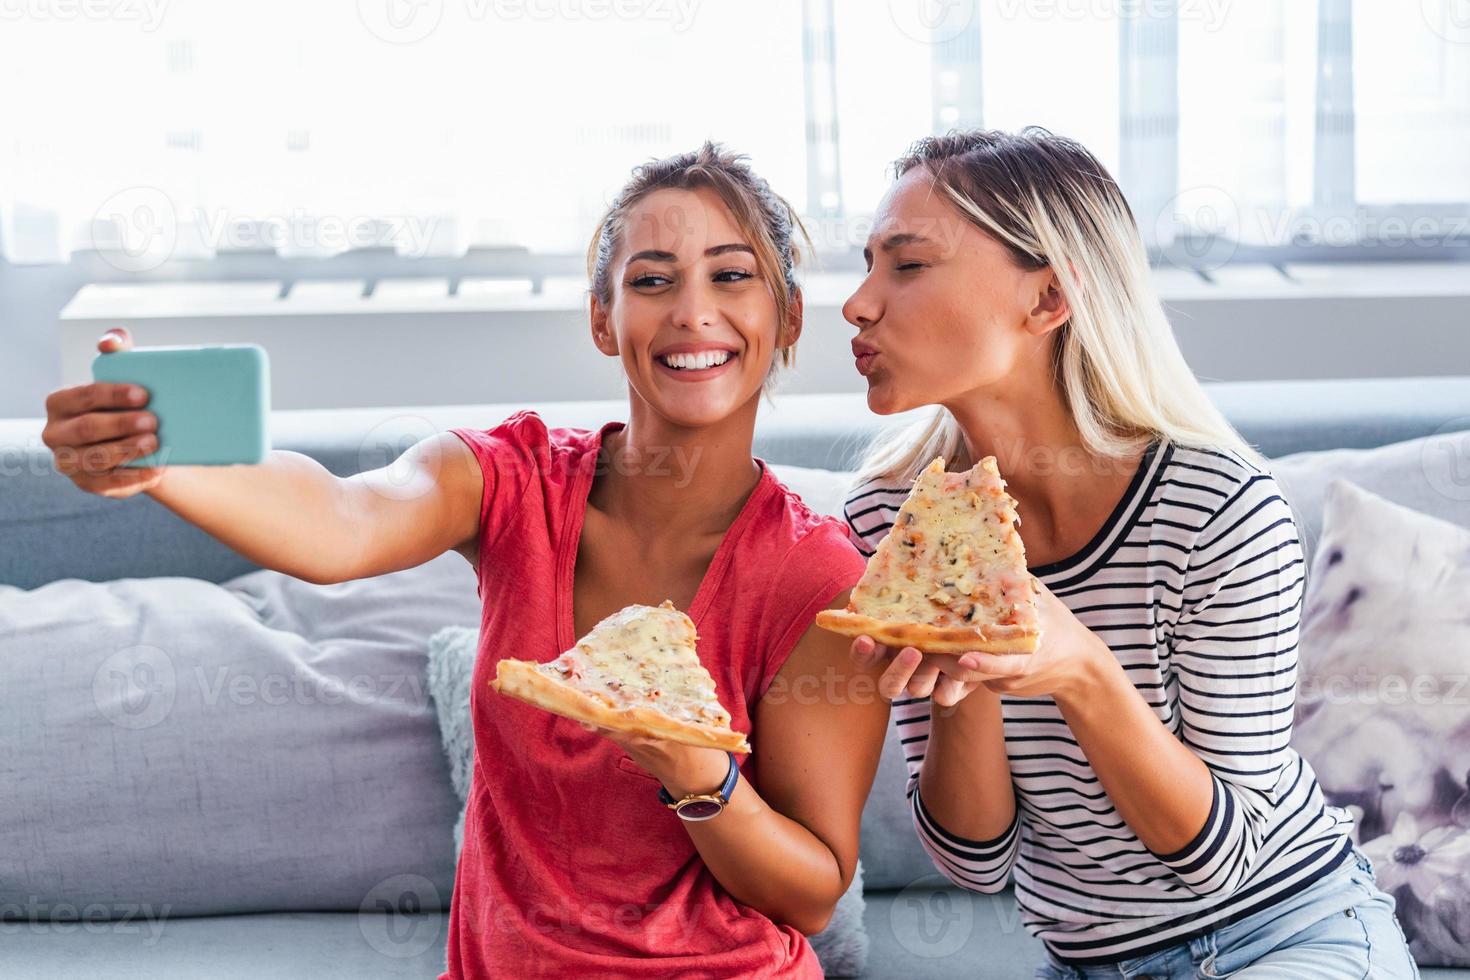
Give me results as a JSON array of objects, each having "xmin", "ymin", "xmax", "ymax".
[{"xmin": 1293, "ymin": 479, "xmax": 1470, "ymax": 966}]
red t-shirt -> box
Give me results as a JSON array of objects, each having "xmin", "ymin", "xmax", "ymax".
[{"xmin": 441, "ymin": 411, "xmax": 865, "ymax": 979}]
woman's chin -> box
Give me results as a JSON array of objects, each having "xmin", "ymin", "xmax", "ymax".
[
  {"xmin": 864, "ymin": 379, "xmax": 912, "ymax": 417},
  {"xmin": 642, "ymin": 380, "xmax": 754, "ymax": 430}
]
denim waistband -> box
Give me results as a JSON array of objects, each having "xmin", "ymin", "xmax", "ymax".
[{"xmin": 1045, "ymin": 837, "xmax": 1356, "ymax": 968}]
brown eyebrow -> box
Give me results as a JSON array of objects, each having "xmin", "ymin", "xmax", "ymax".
[
  {"xmin": 625, "ymin": 243, "xmax": 755, "ymax": 263},
  {"xmin": 862, "ymin": 232, "xmax": 939, "ymax": 265},
  {"xmin": 706, "ymin": 243, "xmax": 754, "ymax": 257},
  {"xmin": 878, "ymin": 233, "xmax": 937, "ymax": 250}
]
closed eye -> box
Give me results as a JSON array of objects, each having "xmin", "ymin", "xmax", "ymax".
[
  {"xmin": 714, "ymin": 269, "xmax": 754, "ymax": 283},
  {"xmin": 629, "ymin": 274, "xmax": 672, "ymax": 288}
]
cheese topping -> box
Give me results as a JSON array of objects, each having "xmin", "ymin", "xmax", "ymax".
[
  {"xmin": 851, "ymin": 457, "xmax": 1040, "ymax": 631},
  {"xmin": 539, "ymin": 601, "xmax": 733, "ymax": 727}
]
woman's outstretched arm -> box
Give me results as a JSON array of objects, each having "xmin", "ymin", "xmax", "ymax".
[
  {"xmin": 145, "ymin": 430, "xmax": 483, "ymax": 584},
  {"xmin": 44, "ymin": 326, "xmax": 484, "ymax": 586}
]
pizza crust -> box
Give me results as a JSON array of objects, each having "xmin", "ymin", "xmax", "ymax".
[
  {"xmin": 815, "ymin": 608, "xmax": 1041, "ymax": 654},
  {"xmin": 492, "ymin": 659, "xmax": 752, "ymax": 754}
]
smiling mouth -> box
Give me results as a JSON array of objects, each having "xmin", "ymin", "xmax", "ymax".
[{"xmin": 656, "ymin": 350, "xmax": 734, "ymax": 372}]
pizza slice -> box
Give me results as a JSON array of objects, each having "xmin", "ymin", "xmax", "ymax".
[
  {"xmin": 492, "ymin": 600, "xmax": 751, "ymax": 753},
  {"xmin": 817, "ymin": 456, "xmax": 1042, "ymax": 654}
]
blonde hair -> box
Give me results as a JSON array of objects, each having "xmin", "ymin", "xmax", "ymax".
[
  {"xmin": 858, "ymin": 127, "xmax": 1268, "ymax": 485},
  {"xmin": 587, "ymin": 141, "xmax": 810, "ymax": 391}
]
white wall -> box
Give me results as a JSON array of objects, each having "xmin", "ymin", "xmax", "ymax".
[{"xmin": 17, "ymin": 263, "xmax": 1470, "ymax": 417}]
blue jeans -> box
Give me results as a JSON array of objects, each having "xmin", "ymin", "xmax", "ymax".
[{"xmin": 1036, "ymin": 847, "xmax": 1419, "ymax": 978}]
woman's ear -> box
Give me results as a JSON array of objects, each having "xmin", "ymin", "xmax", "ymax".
[
  {"xmin": 590, "ymin": 295, "xmax": 620, "ymax": 357},
  {"xmin": 1025, "ymin": 268, "xmax": 1071, "ymax": 337},
  {"xmin": 780, "ymin": 288, "xmax": 805, "ymax": 352}
]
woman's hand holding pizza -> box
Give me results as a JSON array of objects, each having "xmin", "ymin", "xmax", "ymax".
[
  {"xmin": 580, "ymin": 721, "xmax": 733, "ymax": 800},
  {"xmin": 849, "ymin": 580, "xmax": 1113, "ymax": 705},
  {"xmin": 849, "ymin": 636, "xmax": 982, "ymax": 707},
  {"xmin": 948, "ymin": 579, "xmax": 1113, "ymax": 700}
]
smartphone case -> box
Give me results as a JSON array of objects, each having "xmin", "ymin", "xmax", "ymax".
[{"xmin": 91, "ymin": 344, "xmax": 271, "ymax": 467}]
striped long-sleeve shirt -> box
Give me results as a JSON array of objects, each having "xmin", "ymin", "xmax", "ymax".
[{"xmin": 844, "ymin": 437, "xmax": 1355, "ymax": 966}]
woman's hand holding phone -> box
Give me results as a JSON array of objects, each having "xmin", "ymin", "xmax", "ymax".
[{"xmin": 42, "ymin": 327, "xmax": 164, "ymax": 498}]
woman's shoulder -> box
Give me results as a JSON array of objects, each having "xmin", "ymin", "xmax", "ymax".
[
  {"xmin": 1160, "ymin": 442, "xmax": 1292, "ymax": 528},
  {"xmin": 1158, "ymin": 441, "xmax": 1301, "ymax": 576},
  {"xmin": 446, "ymin": 411, "xmax": 616, "ymax": 517},
  {"xmin": 757, "ymin": 467, "xmax": 868, "ymax": 583},
  {"xmin": 840, "ymin": 475, "xmax": 912, "ymax": 556},
  {"xmin": 1163, "ymin": 440, "xmax": 1277, "ymax": 489},
  {"xmin": 447, "ymin": 408, "xmax": 548, "ymax": 456},
  {"xmin": 448, "ymin": 410, "xmax": 611, "ymax": 466}
]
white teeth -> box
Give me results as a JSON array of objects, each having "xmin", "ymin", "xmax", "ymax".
[{"xmin": 660, "ymin": 350, "xmax": 732, "ymax": 371}]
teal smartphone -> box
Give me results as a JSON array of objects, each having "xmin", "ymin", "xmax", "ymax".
[{"xmin": 91, "ymin": 344, "xmax": 271, "ymax": 467}]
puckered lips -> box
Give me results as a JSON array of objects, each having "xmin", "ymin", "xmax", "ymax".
[
  {"xmin": 652, "ymin": 342, "xmax": 740, "ymax": 382},
  {"xmin": 851, "ymin": 338, "xmax": 880, "ymax": 377}
]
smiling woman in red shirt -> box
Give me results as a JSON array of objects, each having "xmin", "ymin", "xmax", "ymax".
[{"xmin": 433, "ymin": 143, "xmax": 887, "ymax": 977}]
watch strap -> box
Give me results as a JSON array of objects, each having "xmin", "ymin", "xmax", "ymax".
[{"xmin": 659, "ymin": 751, "xmax": 739, "ymax": 808}]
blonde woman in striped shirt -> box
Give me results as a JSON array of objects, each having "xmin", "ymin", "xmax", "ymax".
[{"xmin": 840, "ymin": 128, "xmax": 1417, "ymax": 978}]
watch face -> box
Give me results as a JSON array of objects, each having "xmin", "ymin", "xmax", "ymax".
[{"xmin": 676, "ymin": 799, "xmax": 723, "ymax": 821}]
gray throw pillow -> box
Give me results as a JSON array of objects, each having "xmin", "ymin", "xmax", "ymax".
[
  {"xmin": 0, "ymin": 550, "xmax": 478, "ymax": 918},
  {"xmin": 425, "ymin": 622, "xmax": 870, "ymax": 976},
  {"xmin": 1272, "ymin": 426, "xmax": 1470, "ymax": 573},
  {"xmin": 1291, "ymin": 479, "xmax": 1470, "ymax": 967},
  {"xmin": 427, "ymin": 625, "xmax": 478, "ymax": 853}
]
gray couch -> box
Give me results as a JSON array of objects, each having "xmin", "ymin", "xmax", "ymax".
[{"xmin": 3, "ymin": 376, "xmax": 1469, "ymax": 979}]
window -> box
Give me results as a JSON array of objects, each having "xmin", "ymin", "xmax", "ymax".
[{"xmin": 2, "ymin": 0, "xmax": 1465, "ymax": 268}]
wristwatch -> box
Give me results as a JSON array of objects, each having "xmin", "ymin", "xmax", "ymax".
[{"xmin": 658, "ymin": 752, "xmax": 740, "ymax": 822}]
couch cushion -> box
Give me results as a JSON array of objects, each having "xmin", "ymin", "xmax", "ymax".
[
  {"xmin": 863, "ymin": 883, "xmax": 1042, "ymax": 978},
  {"xmin": 0, "ymin": 551, "xmax": 477, "ymax": 916},
  {"xmin": 0, "ymin": 911, "xmax": 448, "ymax": 979},
  {"xmin": 1272, "ymin": 427, "xmax": 1470, "ymax": 572},
  {"xmin": 2, "ymin": 898, "xmax": 1458, "ymax": 980}
]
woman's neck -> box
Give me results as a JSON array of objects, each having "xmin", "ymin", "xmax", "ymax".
[
  {"xmin": 945, "ymin": 378, "xmax": 1083, "ymax": 492},
  {"xmin": 943, "ymin": 375, "xmax": 1145, "ymax": 564},
  {"xmin": 591, "ymin": 392, "xmax": 764, "ymax": 538}
]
